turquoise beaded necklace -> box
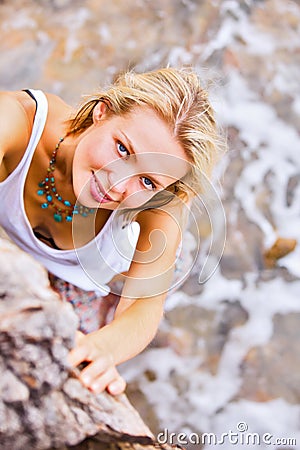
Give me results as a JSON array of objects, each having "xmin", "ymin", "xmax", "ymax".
[{"xmin": 37, "ymin": 137, "xmax": 95, "ymax": 223}]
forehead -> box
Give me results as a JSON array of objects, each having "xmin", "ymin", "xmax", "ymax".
[{"xmin": 116, "ymin": 106, "xmax": 190, "ymax": 185}]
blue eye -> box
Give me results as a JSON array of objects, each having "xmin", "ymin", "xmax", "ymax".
[
  {"xmin": 117, "ymin": 141, "xmax": 130, "ymax": 158},
  {"xmin": 141, "ymin": 176, "xmax": 156, "ymax": 191}
]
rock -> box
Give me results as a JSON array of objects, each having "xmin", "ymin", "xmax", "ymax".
[
  {"xmin": 157, "ymin": 300, "xmax": 248, "ymax": 375},
  {"xmin": 0, "ymin": 236, "xmax": 182, "ymax": 450},
  {"xmin": 239, "ymin": 312, "xmax": 300, "ymax": 403},
  {"xmin": 263, "ymin": 237, "xmax": 297, "ymax": 269}
]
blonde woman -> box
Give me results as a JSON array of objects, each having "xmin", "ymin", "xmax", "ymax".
[{"xmin": 0, "ymin": 67, "xmax": 223, "ymax": 396}]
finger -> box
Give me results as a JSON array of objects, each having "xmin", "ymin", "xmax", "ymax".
[
  {"xmin": 80, "ymin": 357, "xmax": 110, "ymax": 387},
  {"xmin": 107, "ymin": 374, "xmax": 126, "ymax": 396},
  {"xmin": 75, "ymin": 330, "xmax": 85, "ymax": 345},
  {"xmin": 67, "ymin": 345, "xmax": 90, "ymax": 367},
  {"xmin": 89, "ymin": 366, "xmax": 120, "ymax": 394}
]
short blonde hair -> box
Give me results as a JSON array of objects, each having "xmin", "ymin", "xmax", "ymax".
[{"xmin": 68, "ymin": 67, "xmax": 225, "ymax": 202}]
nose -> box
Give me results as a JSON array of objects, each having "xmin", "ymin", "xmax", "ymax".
[
  {"xmin": 108, "ymin": 171, "xmax": 129, "ymax": 196},
  {"xmin": 110, "ymin": 179, "xmax": 127, "ymax": 194}
]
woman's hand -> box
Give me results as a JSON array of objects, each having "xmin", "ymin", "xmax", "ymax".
[{"xmin": 68, "ymin": 330, "xmax": 126, "ymax": 395}]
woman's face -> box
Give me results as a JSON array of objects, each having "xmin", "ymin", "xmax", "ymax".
[{"xmin": 72, "ymin": 102, "xmax": 190, "ymax": 210}]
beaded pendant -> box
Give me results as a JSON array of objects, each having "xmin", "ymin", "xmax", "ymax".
[{"xmin": 37, "ymin": 137, "xmax": 95, "ymax": 223}]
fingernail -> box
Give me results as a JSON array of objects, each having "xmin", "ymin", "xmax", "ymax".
[
  {"xmin": 91, "ymin": 382, "xmax": 101, "ymax": 392},
  {"xmin": 81, "ymin": 375, "xmax": 90, "ymax": 385},
  {"xmin": 109, "ymin": 381, "xmax": 121, "ymax": 394}
]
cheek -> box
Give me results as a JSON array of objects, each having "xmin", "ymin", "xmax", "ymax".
[
  {"xmin": 73, "ymin": 139, "xmax": 91, "ymax": 170},
  {"xmin": 76, "ymin": 133, "xmax": 105, "ymax": 167},
  {"xmin": 72, "ymin": 144, "xmax": 93, "ymax": 197}
]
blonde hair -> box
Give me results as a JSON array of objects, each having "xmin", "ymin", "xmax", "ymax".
[{"xmin": 68, "ymin": 67, "xmax": 225, "ymax": 208}]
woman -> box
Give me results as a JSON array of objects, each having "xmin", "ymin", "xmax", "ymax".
[{"xmin": 0, "ymin": 67, "xmax": 223, "ymax": 395}]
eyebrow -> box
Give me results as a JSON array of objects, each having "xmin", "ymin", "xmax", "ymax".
[{"xmin": 120, "ymin": 131, "xmax": 169, "ymax": 189}]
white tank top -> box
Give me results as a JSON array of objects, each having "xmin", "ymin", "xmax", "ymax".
[{"xmin": 0, "ymin": 90, "xmax": 140, "ymax": 295}]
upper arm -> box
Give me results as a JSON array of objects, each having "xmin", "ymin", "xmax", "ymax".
[
  {"xmin": 114, "ymin": 206, "xmax": 186, "ymax": 319},
  {"xmin": 116, "ymin": 206, "xmax": 185, "ymax": 316}
]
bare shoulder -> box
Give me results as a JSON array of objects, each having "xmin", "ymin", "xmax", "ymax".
[
  {"xmin": 0, "ymin": 91, "xmax": 34, "ymax": 181},
  {"xmin": 0, "ymin": 90, "xmax": 69, "ymax": 151},
  {"xmin": 135, "ymin": 205, "xmax": 185, "ymax": 255},
  {"xmin": 42, "ymin": 91, "xmax": 74, "ymax": 142},
  {"xmin": 119, "ymin": 206, "xmax": 186, "ymax": 300},
  {"xmin": 0, "ymin": 91, "xmax": 31, "ymax": 157},
  {"xmin": 45, "ymin": 91, "xmax": 71, "ymax": 113},
  {"xmin": 0, "ymin": 90, "xmax": 71, "ymax": 181}
]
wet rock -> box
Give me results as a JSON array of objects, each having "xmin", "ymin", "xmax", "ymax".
[
  {"xmin": 159, "ymin": 300, "xmax": 248, "ymax": 375},
  {"xmin": 239, "ymin": 312, "xmax": 300, "ymax": 403}
]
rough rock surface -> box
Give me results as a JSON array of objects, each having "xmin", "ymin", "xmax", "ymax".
[{"xmin": 0, "ymin": 236, "xmax": 181, "ymax": 450}]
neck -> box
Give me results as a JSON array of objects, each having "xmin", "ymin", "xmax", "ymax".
[{"xmin": 55, "ymin": 136, "xmax": 74, "ymax": 181}]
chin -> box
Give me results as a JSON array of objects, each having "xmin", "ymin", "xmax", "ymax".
[{"xmin": 73, "ymin": 181, "xmax": 92, "ymax": 207}]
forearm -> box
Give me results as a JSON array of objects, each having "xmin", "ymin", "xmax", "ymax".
[{"xmin": 91, "ymin": 296, "xmax": 165, "ymax": 365}]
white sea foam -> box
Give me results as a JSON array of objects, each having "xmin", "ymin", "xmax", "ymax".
[{"xmin": 122, "ymin": 2, "xmax": 300, "ymax": 444}]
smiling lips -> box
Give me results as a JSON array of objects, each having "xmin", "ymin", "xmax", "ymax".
[{"xmin": 90, "ymin": 172, "xmax": 115, "ymax": 204}]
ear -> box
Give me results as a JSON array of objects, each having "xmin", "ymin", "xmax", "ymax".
[{"xmin": 92, "ymin": 101, "xmax": 108, "ymax": 124}]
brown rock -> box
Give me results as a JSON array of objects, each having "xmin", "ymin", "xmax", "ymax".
[{"xmin": 263, "ymin": 237, "xmax": 297, "ymax": 269}]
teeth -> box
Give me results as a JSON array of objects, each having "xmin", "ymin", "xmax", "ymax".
[
  {"xmin": 94, "ymin": 177, "xmax": 105, "ymax": 199},
  {"xmin": 95, "ymin": 182, "xmax": 104, "ymax": 199},
  {"xmin": 93, "ymin": 173, "xmax": 112, "ymax": 202}
]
